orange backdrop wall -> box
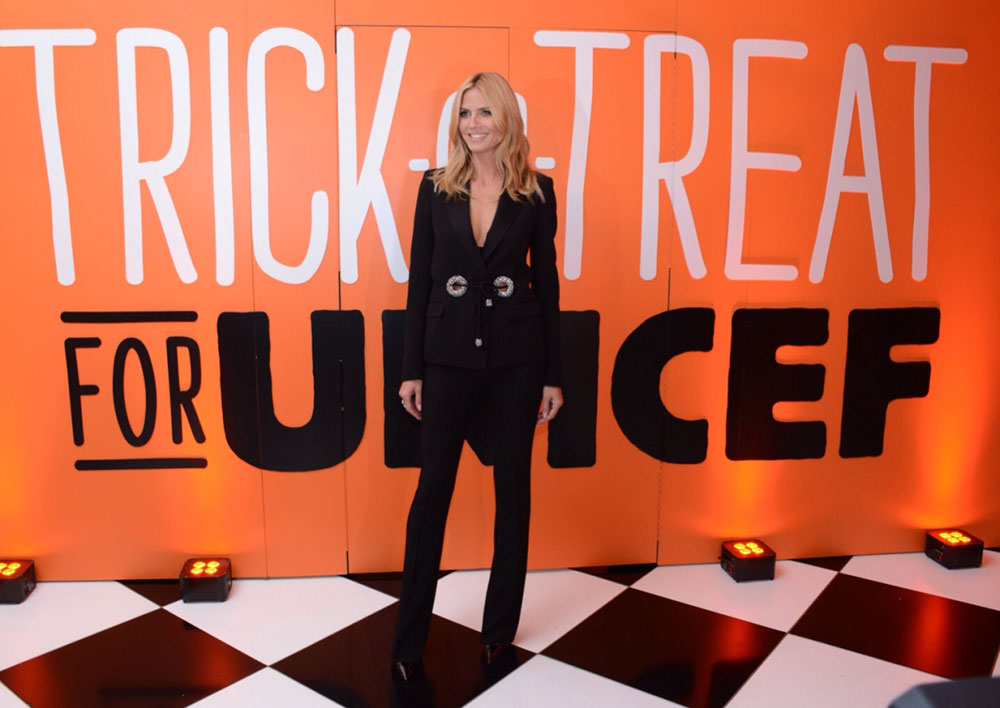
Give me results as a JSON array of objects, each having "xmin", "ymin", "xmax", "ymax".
[{"xmin": 1, "ymin": 0, "xmax": 997, "ymax": 580}]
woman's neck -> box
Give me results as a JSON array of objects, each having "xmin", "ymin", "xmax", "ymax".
[{"xmin": 470, "ymin": 152, "xmax": 500, "ymax": 187}]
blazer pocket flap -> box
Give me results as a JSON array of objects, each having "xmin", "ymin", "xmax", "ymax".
[{"xmin": 426, "ymin": 301, "xmax": 446, "ymax": 317}]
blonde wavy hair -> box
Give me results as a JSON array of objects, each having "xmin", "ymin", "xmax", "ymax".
[{"xmin": 432, "ymin": 72, "xmax": 542, "ymax": 202}]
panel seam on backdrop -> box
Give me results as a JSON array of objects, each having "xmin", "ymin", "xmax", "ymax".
[
  {"xmin": 657, "ymin": 1, "xmax": 680, "ymax": 563},
  {"xmin": 338, "ymin": 271, "xmax": 352, "ymax": 573},
  {"xmin": 246, "ymin": 101, "xmax": 270, "ymax": 576}
]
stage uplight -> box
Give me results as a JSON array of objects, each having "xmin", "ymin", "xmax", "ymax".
[
  {"xmin": 720, "ymin": 540, "xmax": 775, "ymax": 582},
  {"xmin": 924, "ymin": 529, "xmax": 983, "ymax": 569},
  {"xmin": 179, "ymin": 558, "xmax": 232, "ymax": 602},
  {"xmin": 0, "ymin": 560, "xmax": 37, "ymax": 604}
]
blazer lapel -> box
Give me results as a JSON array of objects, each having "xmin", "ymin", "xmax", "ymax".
[
  {"xmin": 446, "ymin": 196, "xmax": 484, "ymax": 270},
  {"xmin": 481, "ymin": 192, "xmax": 518, "ymax": 262}
]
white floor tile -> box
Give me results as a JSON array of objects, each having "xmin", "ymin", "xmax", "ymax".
[
  {"xmin": 631, "ymin": 560, "xmax": 837, "ymax": 631},
  {"xmin": 842, "ymin": 550, "xmax": 1000, "ymax": 611},
  {"xmin": 432, "ymin": 569, "xmax": 625, "ymax": 652},
  {"xmin": 466, "ymin": 655, "xmax": 681, "ymax": 707},
  {"xmin": 0, "ymin": 581, "xmax": 157, "ymax": 670},
  {"xmin": 727, "ymin": 634, "xmax": 942, "ymax": 708},
  {"xmin": 0, "ymin": 682, "xmax": 29, "ymax": 708},
  {"xmin": 428, "ymin": 569, "xmax": 490, "ymax": 633},
  {"xmin": 165, "ymin": 576, "xmax": 395, "ymax": 665},
  {"xmin": 190, "ymin": 668, "xmax": 343, "ymax": 707}
]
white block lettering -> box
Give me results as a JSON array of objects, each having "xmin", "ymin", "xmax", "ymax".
[
  {"xmin": 0, "ymin": 29, "xmax": 96, "ymax": 285},
  {"xmin": 726, "ymin": 39, "xmax": 807, "ymax": 281},
  {"xmin": 883, "ymin": 45, "xmax": 968, "ymax": 281},
  {"xmin": 535, "ymin": 30, "xmax": 630, "ymax": 281},
  {"xmin": 811, "ymin": 44, "xmax": 892, "ymax": 283},
  {"xmin": 336, "ymin": 27, "xmax": 410, "ymax": 285},
  {"xmin": 247, "ymin": 28, "xmax": 328, "ymax": 285}
]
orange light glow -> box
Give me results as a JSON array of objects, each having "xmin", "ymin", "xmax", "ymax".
[
  {"xmin": 0, "ymin": 561, "xmax": 25, "ymax": 578},
  {"xmin": 724, "ymin": 540, "xmax": 775, "ymax": 558},
  {"xmin": 937, "ymin": 531, "xmax": 972, "ymax": 545},
  {"xmin": 183, "ymin": 558, "xmax": 230, "ymax": 578}
]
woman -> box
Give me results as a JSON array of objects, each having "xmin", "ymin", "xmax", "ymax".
[{"xmin": 392, "ymin": 71, "xmax": 563, "ymax": 680}]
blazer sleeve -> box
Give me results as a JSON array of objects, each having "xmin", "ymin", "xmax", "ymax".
[
  {"xmin": 401, "ymin": 172, "xmax": 435, "ymax": 381},
  {"xmin": 531, "ymin": 174, "xmax": 562, "ymax": 386}
]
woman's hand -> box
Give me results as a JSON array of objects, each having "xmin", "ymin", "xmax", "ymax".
[
  {"xmin": 400, "ymin": 379, "xmax": 423, "ymax": 420},
  {"xmin": 537, "ymin": 385, "xmax": 563, "ymax": 424}
]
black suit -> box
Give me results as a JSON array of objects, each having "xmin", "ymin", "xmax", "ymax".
[
  {"xmin": 391, "ymin": 171, "xmax": 560, "ymax": 663},
  {"xmin": 401, "ymin": 170, "xmax": 560, "ymax": 384}
]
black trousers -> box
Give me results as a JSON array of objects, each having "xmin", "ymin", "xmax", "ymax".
[{"xmin": 391, "ymin": 361, "xmax": 545, "ymax": 663}]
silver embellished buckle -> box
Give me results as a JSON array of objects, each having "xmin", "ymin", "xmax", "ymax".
[
  {"xmin": 446, "ymin": 275, "xmax": 468, "ymax": 297},
  {"xmin": 493, "ymin": 276, "xmax": 514, "ymax": 297}
]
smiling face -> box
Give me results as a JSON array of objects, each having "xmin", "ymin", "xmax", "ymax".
[{"xmin": 458, "ymin": 86, "xmax": 501, "ymax": 158}]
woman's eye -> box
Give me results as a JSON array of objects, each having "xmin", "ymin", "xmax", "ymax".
[{"xmin": 459, "ymin": 110, "xmax": 468, "ymax": 117}]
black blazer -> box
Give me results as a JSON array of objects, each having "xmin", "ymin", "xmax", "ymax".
[{"xmin": 402, "ymin": 171, "xmax": 561, "ymax": 386}]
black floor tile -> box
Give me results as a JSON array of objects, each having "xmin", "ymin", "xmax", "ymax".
[
  {"xmin": 543, "ymin": 588, "xmax": 785, "ymax": 708},
  {"xmin": 273, "ymin": 603, "xmax": 532, "ymax": 708},
  {"xmin": 792, "ymin": 555, "xmax": 853, "ymax": 572},
  {"xmin": 0, "ymin": 609, "xmax": 263, "ymax": 708},
  {"xmin": 120, "ymin": 579, "xmax": 183, "ymax": 606},
  {"xmin": 346, "ymin": 571, "xmax": 450, "ymax": 599},
  {"xmin": 572, "ymin": 562, "xmax": 658, "ymax": 586},
  {"xmin": 791, "ymin": 573, "xmax": 1000, "ymax": 679}
]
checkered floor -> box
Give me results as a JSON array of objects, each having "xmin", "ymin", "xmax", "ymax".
[{"xmin": 2, "ymin": 551, "xmax": 998, "ymax": 707}]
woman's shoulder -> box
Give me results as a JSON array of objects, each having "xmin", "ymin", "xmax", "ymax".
[
  {"xmin": 418, "ymin": 169, "xmax": 440, "ymax": 196},
  {"xmin": 532, "ymin": 171, "xmax": 555, "ymax": 204}
]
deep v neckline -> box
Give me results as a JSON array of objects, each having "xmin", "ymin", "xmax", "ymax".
[
  {"xmin": 470, "ymin": 194, "xmax": 500, "ymax": 248},
  {"xmin": 448, "ymin": 190, "xmax": 517, "ymax": 266}
]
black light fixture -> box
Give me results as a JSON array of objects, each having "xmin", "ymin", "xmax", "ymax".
[
  {"xmin": 924, "ymin": 529, "xmax": 983, "ymax": 569},
  {"xmin": 0, "ymin": 560, "xmax": 37, "ymax": 604},
  {"xmin": 179, "ymin": 558, "xmax": 232, "ymax": 602},
  {"xmin": 720, "ymin": 539, "xmax": 776, "ymax": 582}
]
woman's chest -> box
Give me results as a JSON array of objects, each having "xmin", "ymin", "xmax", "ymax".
[{"xmin": 469, "ymin": 198, "xmax": 498, "ymax": 246}]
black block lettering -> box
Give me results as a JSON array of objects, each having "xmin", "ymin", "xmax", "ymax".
[
  {"xmin": 64, "ymin": 337, "xmax": 101, "ymax": 445},
  {"xmin": 726, "ymin": 309, "xmax": 827, "ymax": 460},
  {"xmin": 382, "ymin": 310, "xmax": 422, "ymax": 468},
  {"xmin": 612, "ymin": 308, "xmax": 714, "ymax": 464},
  {"xmin": 548, "ymin": 311, "xmax": 600, "ymax": 468},
  {"xmin": 218, "ymin": 311, "xmax": 366, "ymax": 471},
  {"xmin": 840, "ymin": 307, "xmax": 940, "ymax": 457},
  {"xmin": 166, "ymin": 336, "xmax": 205, "ymax": 444},
  {"xmin": 112, "ymin": 338, "xmax": 157, "ymax": 446}
]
